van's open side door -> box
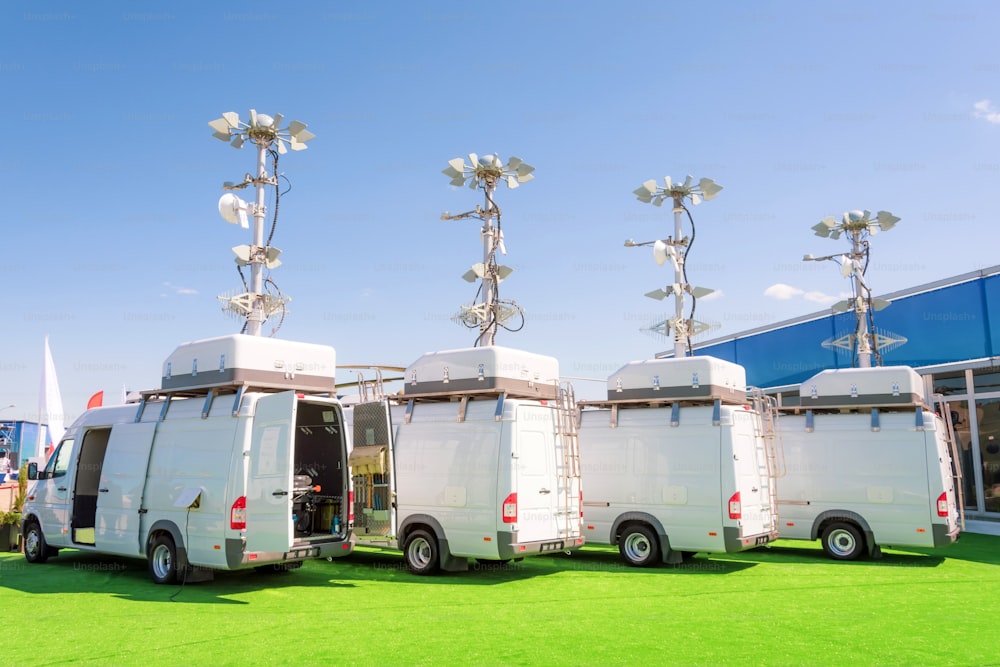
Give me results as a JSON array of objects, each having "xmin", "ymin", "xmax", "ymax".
[
  {"xmin": 246, "ymin": 391, "xmax": 297, "ymax": 554},
  {"xmin": 95, "ymin": 422, "xmax": 157, "ymax": 557}
]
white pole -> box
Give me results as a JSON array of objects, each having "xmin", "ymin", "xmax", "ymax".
[
  {"xmin": 479, "ymin": 181, "xmax": 498, "ymax": 347},
  {"xmin": 851, "ymin": 229, "xmax": 872, "ymax": 367},
  {"xmin": 247, "ymin": 141, "xmax": 268, "ymax": 336},
  {"xmin": 672, "ymin": 202, "xmax": 687, "ymax": 358}
]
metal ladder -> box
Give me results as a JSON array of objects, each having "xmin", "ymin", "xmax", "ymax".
[
  {"xmin": 934, "ymin": 396, "xmax": 966, "ymax": 530},
  {"xmin": 554, "ymin": 381, "xmax": 582, "ymax": 538},
  {"xmin": 749, "ymin": 388, "xmax": 783, "ymax": 535}
]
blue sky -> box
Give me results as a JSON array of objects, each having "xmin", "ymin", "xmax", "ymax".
[{"xmin": 3, "ymin": 1, "xmax": 1000, "ymax": 427}]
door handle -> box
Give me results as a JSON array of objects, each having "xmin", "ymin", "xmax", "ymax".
[
  {"xmin": 272, "ymin": 490, "xmax": 289, "ymax": 496},
  {"xmin": 57, "ymin": 486, "xmax": 67, "ymax": 491},
  {"xmin": 99, "ymin": 488, "xmax": 109, "ymax": 493},
  {"xmin": 539, "ymin": 488, "xmax": 551, "ymax": 495}
]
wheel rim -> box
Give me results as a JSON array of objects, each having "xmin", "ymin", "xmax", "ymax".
[
  {"xmin": 827, "ymin": 528, "xmax": 857, "ymax": 557},
  {"xmin": 623, "ymin": 532, "xmax": 652, "ymax": 563},
  {"xmin": 25, "ymin": 529, "xmax": 40, "ymax": 558},
  {"xmin": 152, "ymin": 544, "xmax": 172, "ymax": 579},
  {"xmin": 407, "ymin": 537, "xmax": 432, "ymax": 569}
]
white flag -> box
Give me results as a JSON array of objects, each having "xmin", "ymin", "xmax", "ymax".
[{"xmin": 37, "ymin": 335, "xmax": 66, "ymax": 458}]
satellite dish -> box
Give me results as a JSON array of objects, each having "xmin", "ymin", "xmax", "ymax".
[{"xmin": 218, "ymin": 193, "xmax": 250, "ymax": 229}]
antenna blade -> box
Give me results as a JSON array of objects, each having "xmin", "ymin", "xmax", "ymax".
[
  {"xmin": 272, "ymin": 113, "xmax": 283, "ymax": 127},
  {"xmin": 276, "ymin": 139, "xmax": 288, "ymax": 155},
  {"xmin": 288, "ymin": 120, "xmax": 306, "ymax": 136},
  {"xmin": 230, "ymin": 135, "xmax": 244, "ymax": 149},
  {"xmin": 683, "ymin": 175, "xmax": 693, "ymax": 189},
  {"xmin": 872, "ymin": 298, "xmax": 891, "ymax": 311},
  {"xmin": 640, "ymin": 179, "xmax": 657, "ymax": 194},
  {"xmin": 468, "ymin": 152, "xmax": 480, "ymax": 168},
  {"xmin": 211, "ymin": 130, "xmax": 231, "ymax": 142},
  {"xmin": 699, "ymin": 177, "xmax": 723, "ymax": 200},
  {"xmin": 461, "ymin": 270, "xmax": 478, "ymax": 283},
  {"xmin": 447, "ymin": 157, "xmax": 465, "ymax": 172},
  {"xmin": 690, "ymin": 286, "xmax": 715, "ymax": 299},
  {"xmin": 507, "ymin": 156, "xmax": 522, "ymax": 170},
  {"xmin": 496, "ymin": 266, "xmax": 514, "ymax": 282},
  {"xmin": 222, "ymin": 111, "xmax": 240, "ymax": 127},
  {"xmin": 831, "ymin": 300, "xmax": 851, "ymax": 313},
  {"xmin": 450, "ymin": 176, "xmax": 466, "ymax": 187},
  {"xmin": 288, "ymin": 137, "xmax": 308, "ymax": 151},
  {"xmin": 516, "ymin": 172, "xmax": 534, "ymax": 184},
  {"xmin": 294, "ymin": 128, "xmax": 316, "ymax": 144},
  {"xmin": 644, "ymin": 289, "xmax": 668, "ymax": 301},
  {"xmin": 208, "ymin": 118, "xmax": 231, "ymax": 134},
  {"xmin": 442, "ymin": 166, "xmax": 461, "ymax": 178},
  {"xmin": 506, "ymin": 175, "xmax": 519, "ymax": 189},
  {"xmin": 690, "ymin": 193, "xmax": 702, "ymax": 206},
  {"xmin": 811, "ymin": 222, "xmax": 831, "ymax": 237},
  {"xmin": 876, "ymin": 210, "xmax": 900, "ymax": 231},
  {"xmin": 249, "ymin": 109, "xmax": 258, "ymax": 126}
]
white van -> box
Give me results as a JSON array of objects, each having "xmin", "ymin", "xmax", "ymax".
[
  {"xmin": 775, "ymin": 366, "xmax": 962, "ymax": 559},
  {"xmin": 577, "ymin": 357, "xmax": 779, "ymax": 566},
  {"xmin": 346, "ymin": 346, "xmax": 584, "ymax": 574},
  {"xmin": 21, "ymin": 335, "xmax": 353, "ymax": 583}
]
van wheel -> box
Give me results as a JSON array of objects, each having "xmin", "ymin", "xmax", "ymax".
[
  {"xmin": 619, "ymin": 525, "xmax": 660, "ymax": 567},
  {"xmin": 148, "ymin": 535, "xmax": 179, "ymax": 584},
  {"xmin": 23, "ymin": 521, "xmax": 49, "ymax": 564},
  {"xmin": 403, "ymin": 529, "xmax": 440, "ymax": 575},
  {"xmin": 821, "ymin": 522, "xmax": 865, "ymax": 561}
]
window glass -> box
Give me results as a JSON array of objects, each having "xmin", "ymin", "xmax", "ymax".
[
  {"xmin": 949, "ymin": 401, "xmax": 978, "ymax": 511},
  {"xmin": 973, "ymin": 370, "xmax": 1000, "ymax": 393},
  {"xmin": 976, "ymin": 398, "xmax": 1000, "ymax": 513},
  {"xmin": 932, "ymin": 371, "xmax": 967, "ymax": 396},
  {"xmin": 43, "ymin": 439, "xmax": 74, "ymax": 478}
]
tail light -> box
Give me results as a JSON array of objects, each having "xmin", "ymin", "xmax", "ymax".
[
  {"xmin": 728, "ymin": 492, "xmax": 742, "ymax": 520},
  {"xmin": 230, "ymin": 496, "xmax": 247, "ymax": 530},
  {"xmin": 937, "ymin": 491, "xmax": 948, "ymax": 517},
  {"xmin": 502, "ymin": 492, "xmax": 517, "ymax": 523},
  {"xmin": 580, "ymin": 491, "xmax": 584, "ymax": 518},
  {"xmin": 348, "ymin": 490, "xmax": 355, "ymax": 523}
]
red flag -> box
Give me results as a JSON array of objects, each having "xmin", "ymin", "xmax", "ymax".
[{"xmin": 86, "ymin": 391, "xmax": 104, "ymax": 409}]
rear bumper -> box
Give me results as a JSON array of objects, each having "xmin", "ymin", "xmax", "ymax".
[
  {"xmin": 933, "ymin": 522, "xmax": 960, "ymax": 548},
  {"xmin": 225, "ymin": 536, "xmax": 354, "ymax": 569},
  {"xmin": 723, "ymin": 527, "xmax": 778, "ymax": 552},
  {"xmin": 496, "ymin": 533, "xmax": 585, "ymax": 559}
]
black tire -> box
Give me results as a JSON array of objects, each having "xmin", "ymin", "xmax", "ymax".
[
  {"xmin": 618, "ymin": 524, "xmax": 660, "ymax": 567},
  {"xmin": 821, "ymin": 522, "xmax": 865, "ymax": 561},
  {"xmin": 23, "ymin": 520, "xmax": 49, "ymax": 564},
  {"xmin": 403, "ymin": 529, "xmax": 440, "ymax": 575},
  {"xmin": 148, "ymin": 534, "xmax": 179, "ymax": 584}
]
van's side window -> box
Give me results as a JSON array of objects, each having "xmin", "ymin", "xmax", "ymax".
[{"xmin": 42, "ymin": 439, "xmax": 74, "ymax": 479}]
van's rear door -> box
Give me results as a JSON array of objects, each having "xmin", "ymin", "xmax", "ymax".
[
  {"xmin": 512, "ymin": 404, "xmax": 561, "ymax": 544},
  {"xmin": 731, "ymin": 410, "xmax": 772, "ymax": 539},
  {"xmin": 246, "ymin": 391, "xmax": 296, "ymax": 554}
]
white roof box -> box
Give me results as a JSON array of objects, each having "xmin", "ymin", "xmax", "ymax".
[
  {"xmin": 404, "ymin": 346, "xmax": 559, "ymax": 399},
  {"xmin": 607, "ymin": 356, "xmax": 747, "ymax": 403},
  {"xmin": 799, "ymin": 366, "xmax": 925, "ymax": 407},
  {"xmin": 161, "ymin": 334, "xmax": 337, "ymax": 394}
]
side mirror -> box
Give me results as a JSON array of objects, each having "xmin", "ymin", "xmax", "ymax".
[{"xmin": 27, "ymin": 462, "xmax": 38, "ymax": 481}]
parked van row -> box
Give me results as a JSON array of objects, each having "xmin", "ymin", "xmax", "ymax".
[{"xmin": 20, "ymin": 335, "xmax": 963, "ymax": 584}]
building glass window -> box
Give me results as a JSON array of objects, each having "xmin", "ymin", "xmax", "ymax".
[
  {"xmin": 973, "ymin": 370, "xmax": 1000, "ymax": 393},
  {"xmin": 948, "ymin": 400, "xmax": 978, "ymax": 511},
  {"xmin": 932, "ymin": 371, "xmax": 968, "ymax": 396},
  {"xmin": 976, "ymin": 397, "xmax": 1000, "ymax": 514}
]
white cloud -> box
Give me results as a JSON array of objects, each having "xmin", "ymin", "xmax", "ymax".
[
  {"xmin": 974, "ymin": 99, "xmax": 1000, "ymax": 124},
  {"xmin": 802, "ymin": 290, "xmax": 839, "ymax": 305},
  {"xmin": 764, "ymin": 283, "xmax": 845, "ymax": 306},
  {"xmin": 763, "ymin": 283, "xmax": 803, "ymax": 300},
  {"xmin": 162, "ymin": 281, "xmax": 198, "ymax": 296}
]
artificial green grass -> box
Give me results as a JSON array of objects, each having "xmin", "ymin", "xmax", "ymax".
[{"xmin": 0, "ymin": 534, "xmax": 996, "ymax": 666}]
